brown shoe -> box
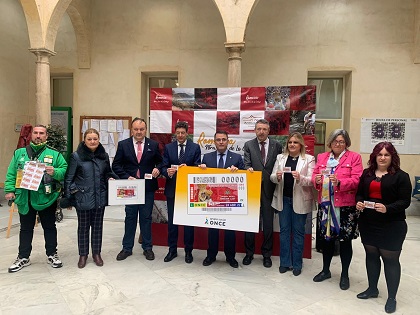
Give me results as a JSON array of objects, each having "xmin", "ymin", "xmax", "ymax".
[
  {"xmin": 78, "ymin": 255, "xmax": 87, "ymax": 268},
  {"xmin": 138, "ymin": 233, "xmax": 143, "ymax": 244},
  {"xmin": 93, "ymin": 254, "xmax": 104, "ymax": 267}
]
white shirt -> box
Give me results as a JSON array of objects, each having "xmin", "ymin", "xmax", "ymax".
[{"xmin": 177, "ymin": 140, "xmax": 188, "ymax": 156}]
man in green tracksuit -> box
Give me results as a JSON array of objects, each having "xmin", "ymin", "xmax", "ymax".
[{"xmin": 4, "ymin": 125, "xmax": 68, "ymax": 273}]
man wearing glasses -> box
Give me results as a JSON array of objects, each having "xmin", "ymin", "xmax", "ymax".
[{"xmin": 199, "ymin": 130, "xmax": 245, "ymax": 268}]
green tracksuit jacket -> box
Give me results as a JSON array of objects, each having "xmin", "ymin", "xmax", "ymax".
[{"xmin": 4, "ymin": 144, "xmax": 68, "ymax": 215}]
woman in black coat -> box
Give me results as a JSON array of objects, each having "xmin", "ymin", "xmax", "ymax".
[
  {"xmin": 64, "ymin": 128, "xmax": 118, "ymax": 268},
  {"xmin": 355, "ymin": 142, "xmax": 411, "ymax": 314}
]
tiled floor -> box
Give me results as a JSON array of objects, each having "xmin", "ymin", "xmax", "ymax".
[{"xmin": 0, "ymin": 205, "xmax": 419, "ymax": 314}]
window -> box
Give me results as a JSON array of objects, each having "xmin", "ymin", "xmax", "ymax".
[
  {"xmin": 51, "ymin": 76, "xmax": 73, "ymax": 108},
  {"xmin": 307, "ymin": 78, "xmax": 343, "ymax": 119}
]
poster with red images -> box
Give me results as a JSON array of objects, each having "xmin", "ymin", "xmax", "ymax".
[{"xmin": 150, "ymin": 86, "xmax": 316, "ymax": 156}]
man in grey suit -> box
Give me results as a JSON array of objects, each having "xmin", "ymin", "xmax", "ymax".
[{"xmin": 243, "ymin": 119, "xmax": 282, "ymax": 267}]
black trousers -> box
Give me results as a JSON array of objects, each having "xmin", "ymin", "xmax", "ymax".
[
  {"xmin": 166, "ymin": 197, "xmax": 194, "ymax": 253},
  {"xmin": 76, "ymin": 207, "xmax": 105, "ymax": 256},
  {"xmin": 244, "ymin": 194, "xmax": 274, "ymax": 257},
  {"xmin": 207, "ymin": 228, "xmax": 236, "ymax": 260},
  {"xmin": 19, "ymin": 201, "xmax": 58, "ymax": 258}
]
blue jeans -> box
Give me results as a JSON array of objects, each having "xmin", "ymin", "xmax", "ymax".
[
  {"xmin": 279, "ymin": 196, "xmax": 308, "ymax": 270},
  {"xmin": 122, "ymin": 191, "xmax": 154, "ymax": 252}
]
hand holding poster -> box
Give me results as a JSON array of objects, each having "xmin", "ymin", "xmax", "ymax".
[
  {"xmin": 19, "ymin": 161, "xmax": 46, "ymax": 191},
  {"xmin": 108, "ymin": 179, "xmax": 145, "ymax": 205}
]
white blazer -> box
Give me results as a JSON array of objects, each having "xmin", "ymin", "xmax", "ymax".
[{"xmin": 270, "ymin": 153, "xmax": 316, "ymax": 214}]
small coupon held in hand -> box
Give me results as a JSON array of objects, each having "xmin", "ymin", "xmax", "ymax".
[
  {"xmin": 171, "ymin": 165, "xmax": 179, "ymax": 170},
  {"xmin": 144, "ymin": 173, "xmax": 153, "ymax": 179},
  {"xmin": 321, "ymin": 169, "xmax": 330, "ymax": 176},
  {"xmin": 364, "ymin": 201, "xmax": 375, "ymax": 209},
  {"xmin": 283, "ymin": 167, "xmax": 292, "ymax": 173}
]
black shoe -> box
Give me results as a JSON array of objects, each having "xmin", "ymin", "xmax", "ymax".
[
  {"xmin": 339, "ymin": 276, "xmax": 350, "ymax": 290},
  {"xmin": 203, "ymin": 257, "xmax": 216, "ymax": 266},
  {"xmin": 313, "ymin": 271, "xmax": 331, "ymax": 282},
  {"xmin": 226, "ymin": 258, "xmax": 239, "ymax": 268},
  {"xmin": 263, "ymin": 257, "xmax": 272, "ymax": 268},
  {"xmin": 357, "ymin": 288, "xmax": 379, "ymax": 299},
  {"xmin": 293, "ymin": 269, "xmax": 301, "ymax": 276},
  {"xmin": 242, "ymin": 255, "xmax": 253, "ymax": 265},
  {"xmin": 185, "ymin": 251, "xmax": 193, "ymax": 264},
  {"xmin": 164, "ymin": 251, "xmax": 177, "ymax": 262},
  {"xmin": 279, "ymin": 266, "xmax": 291, "ymax": 274},
  {"xmin": 116, "ymin": 250, "xmax": 132, "ymax": 261},
  {"xmin": 143, "ymin": 249, "xmax": 155, "ymax": 261},
  {"xmin": 385, "ymin": 298, "xmax": 397, "ymax": 313}
]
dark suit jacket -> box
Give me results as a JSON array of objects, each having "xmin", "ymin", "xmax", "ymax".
[
  {"xmin": 202, "ymin": 150, "xmax": 245, "ymax": 170},
  {"xmin": 112, "ymin": 137, "xmax": 163, "ymax": 192},
  {"xmin": 243, "ymin": 138, "xmax": 282, "ymax": 200},
  {"xmin": 162, "ymin": 140, "xmax": 201, "ymax": 198}
]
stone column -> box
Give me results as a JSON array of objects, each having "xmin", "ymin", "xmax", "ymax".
[
  {"xmin": 225, "ymin": 42, "xmax": 245, "ymax": 87},
  {"xmin": 29, "ymin": 48, "xmax": 56, "ymax": 125}
]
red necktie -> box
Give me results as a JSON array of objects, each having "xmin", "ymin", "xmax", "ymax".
[
  {"xmin": 260, "ymin": 141, "xmax": 266, "ymax": 165},
  {"xmin": 136, "ymin": 141, "xmax": 142, "ymax": 178}
]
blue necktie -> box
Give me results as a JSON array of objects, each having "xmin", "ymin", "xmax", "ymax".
[
  {"xmin": 218, "ymin": 153, "xmax": 225, "ymax": 169},
  {"xmin": 179, "ymin": 144, "xmax": 185, "ymax": 164}
]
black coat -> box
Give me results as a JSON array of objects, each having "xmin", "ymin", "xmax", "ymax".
[
  {"xmin": 64, "ymin": 142, "xmax": 118, "ymax": 210},
  {"xmin": 356, "ymin": 168, "xmax": 412, "ymax": 222}
]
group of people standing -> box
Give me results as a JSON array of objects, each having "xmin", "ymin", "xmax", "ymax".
[{"xmin": 4, "ymin": 119, "xmax": 412, "ymax": 314}]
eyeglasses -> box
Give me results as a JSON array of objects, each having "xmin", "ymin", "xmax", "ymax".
[
  {"xmin": 332, "ymin": 140, "xmax": 346, "ymax": 146},
  {"xmin": 215, "ymin": 138, "xmax": 228, "ymax": 143}
]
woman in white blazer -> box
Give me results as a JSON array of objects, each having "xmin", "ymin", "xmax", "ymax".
[{"xmin": 270, "ymin": 132, "xmax": 315, "ymax": 276}]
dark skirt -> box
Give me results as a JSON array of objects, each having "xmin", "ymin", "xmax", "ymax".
[
  {"xmin": 318, "ymin": 205, "xmax": 359, "ymax": 241},
  {"xmin": 359, "ymin": 219, "xmax": 407, "ymax": 251}
]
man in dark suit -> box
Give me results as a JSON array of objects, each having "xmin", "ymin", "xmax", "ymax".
[
  {"xmin": 161, "ymin": 121, "xmax": 201, "ymax": 263},
  {"xmin": 243, "ymin": 119, "xmax": 282, "ymax": 268},
  {"xmin": 199, "ymin": 130, "xmax": 245, "ymax": 268},
  {"xmin": 112, "ymin": 117, "xmax": 163, "ymax": 261}
]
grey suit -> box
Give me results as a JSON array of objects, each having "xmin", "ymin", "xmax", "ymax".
[{"xmin": 243, "ymin": 138, "xmax": 282, "ymax": 257}]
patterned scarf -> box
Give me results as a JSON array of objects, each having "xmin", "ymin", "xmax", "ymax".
[{"xmin": 320, "ymin": 151, "xmax": 346, "ymax": 240}]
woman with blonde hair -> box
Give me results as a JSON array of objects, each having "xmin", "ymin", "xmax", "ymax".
[
  {"xmin": 270, "ymin": 132, "xmax": 315, "ymax": 276},
  {"xmin": 63, "ymin": 128, "xmax": 118, "ymax": 268}
]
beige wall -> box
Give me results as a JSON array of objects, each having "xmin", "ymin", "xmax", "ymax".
[
  {"xmin": 52, "ymin": 0, "xmax": 227, "ymax": 148},
  {"xmin": 0, "ymin": 0, "xmax": 36, "ymax": 181},
  {"xmin": 1, "ymin": 0, "xmax": 420, "ymax": 183},
  {"xmin": 244, "ymin": 0, "xmax": 420, "ymax": 175}
]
